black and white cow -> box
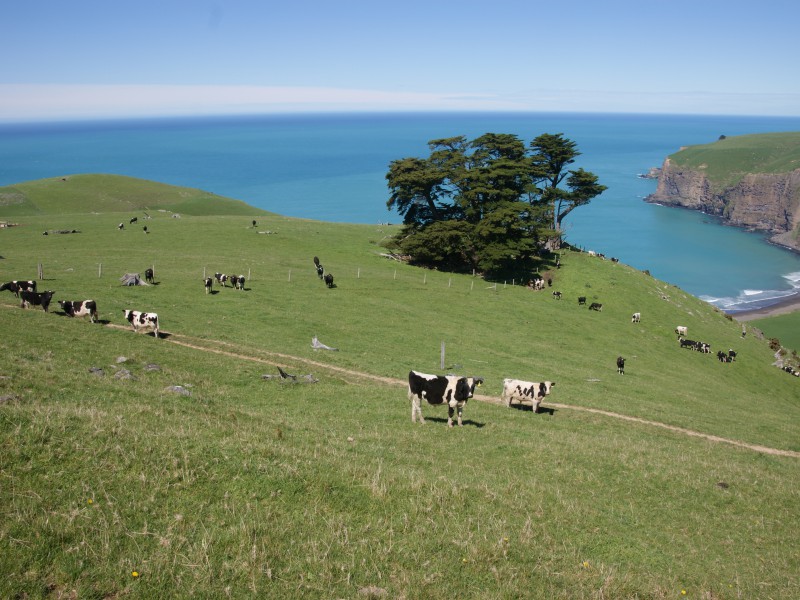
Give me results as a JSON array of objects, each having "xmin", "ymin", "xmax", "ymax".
[
  {"xmin": 680, "ymin": 338, "xmax": 698, "ymax": 349},
  {"xmin": 232, "ymin": 275, "xmax": 245, "ymax": 290},
  {"xmin": 204, "ymin": 277, "xmax": 213, "ymax": 294},
  {"xmin": 130, "ymin": 217, "xmax": 138, "ymax": 224},
  {"xmin": 20, "ymin": 290, "xmax": 54, "ymax": 312},
  {"xmin": 501, "ymin": 378, "xmax": 555, "ymax": 413},
  {"xmin": 324, "ymin": 273, "xmax": 334, "ymax": 288},
  {"xmin": 728, "ymin": 349, "xmax": 737, "ymax": 361},
  {"xmin": 577, "ymin": 296, "xmax": 586, "ymax": 305},
  {"xmin": 617, "ymin": 356, "xmax": 625, "ymax": 374},
  {"xmin": 589, "ymin": 302, "xmax": 603, "ymax": 311},
  {"xmin": 717, "ymin": 350, "xmax": 732, "ymax": 363},
  {"xmin": 1, "ymin": 280, "xmax": 37, "ymax": 297},
  {"xmin": 144, "ymin": 268, "xmax": 154, "ymax": 284},
  {"xmin": 58, "ymin": 299, "xmax": 98, "ymax": 322},
  {"xmin": 552, "ymin": 291, "xmax": 562, "ymax": 300},
  {"xmin": 122, "ymin": 309, "xmax": 160, "ymax": 338},
  {"xmin": 408, "ymin": 371, "xmax": 484, "ymax": 427},
  {"xmin": 214, "ymin": 272, "xmax": 228, "ymax": 287},
  {"xmin": 631, "ymin": 312, "xmax": 641, "ymax": 323}
]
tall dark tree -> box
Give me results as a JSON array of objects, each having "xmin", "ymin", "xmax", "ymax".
[
  {"xmin": 529, "ymin": 133, "xmax": 606, "ymax": 232},
  {"xmin": 385, "ymin": 131, "xmax": 604, "ymax": 277}
]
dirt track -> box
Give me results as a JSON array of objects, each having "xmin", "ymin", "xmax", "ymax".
[{"xmin": 140, "ymin": 327, "xmax": 799, "ymax": 459}]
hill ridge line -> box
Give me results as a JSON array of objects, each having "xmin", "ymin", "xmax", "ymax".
[{"xmin": 154, "ymin": 327, "xmax": 798, "ymax": 459}]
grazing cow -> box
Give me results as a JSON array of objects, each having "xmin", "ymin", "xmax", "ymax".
[
  {"xmin": 122, "ymin": 309, "xmax": 160, "ymax": 338},
  {"xmin": 1, "ymin": 280, "xmax": 37, "ymax": 297},
  {"xmin": 143, "ymin": 225, "xmax": 148, "ymax": 234},
  {"xmin": 611, "ymin": 257, "xmax": 620, "ymax": 263},
  {"xmin": 324, "ymin": 273, "xmax": 334, "ymax": 288},
  {"xmin": 204, "ymin": 277, "xmax": 213, "ymax": 294},
  {"xmin": 20, "ymin": 290, "xmax": 54, "ymax": 312},
  {"xmin": 232, "ymin": 275, "xmax": 245, "ymax": 290},
  {"xmin": 588, "ymin": 250, "xmax": 596, "ymax": 257},
  {"xmin": 144, "ymin": 268, "xmax": 154, "ymax": 284},
  {"xmin": 408, "ymin": 370, "xmax": 484, "ymax": 427},
  {"xmin": 118, "ymin": 223, "xmax": 124, "ymax": 230},
  {"xmin": 214, "ymin": 272, "xmax": 228, "ymax": 287},
  {"xmin": 675, "ymin": 326, "xmax": 688, "ymax": 337},
  {"xmin": 552, "ymin": 291, "xmax": 562, "ymax": 300},
  {"xmin": 58, "ymin": 299, "xmax": 98, "ymax": 322},
  {"xmin": 717, "ymin": 351, "xmax": 732, "ymax": 363},
  {"xmin": 252, "ymin": 220, "xmax": 257, "ymax": 228},
  {"xmin": 697, "ymin": 341, "xmax": 711, "ymax": 354},
  {"xmin": 501, "ymin": 378, "xmax": 555, "ymax": 413},
  {"xmin": 130, "ymin": 217, "xmax": 138, "ymax": 224},
  {"xmin": 728, "ymin": 349, "xmax": 737, "ymax": 361},
  {"xmin": 631, "ymin": 312, "xmax": 641, "ymax": 323},
  {"xmin": 680, "ymin": 338, "xmax": 697, "ymax": 349},
  {"xmin": 577, "ymin": 296, "xmax": 586, "ymax": 306},
  {"xmin": 589, "ymin": 302, "xmax": 602, "ymax": 311}
]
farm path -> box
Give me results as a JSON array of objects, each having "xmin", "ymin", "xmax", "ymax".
[{"xmin": 150, "ymin": 328, "xmax": 800, "ymax": 459}]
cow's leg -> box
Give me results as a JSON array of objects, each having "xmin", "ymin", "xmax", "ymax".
[
  {"xmin": 456, "ymin": 404, "xmax": 464, "ymax": 426},
  {"xmin": 447, "ymin": 405, "xmax": 455, "ymax": 427},
  {"xmin": 533, "ymin": 399, "xmax": 541, "ymax": 414}
]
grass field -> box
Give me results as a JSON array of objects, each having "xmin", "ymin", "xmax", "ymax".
[
  {"xmin": 667, "ymin": 131, "xmax": 800, "ymax": 190},
  {"xmin": 1, "ymin": 176, "xmax": 799, "ymax": 599}
]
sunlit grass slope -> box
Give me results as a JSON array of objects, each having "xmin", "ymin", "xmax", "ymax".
[
  {"xmin": 0, "ymin": 173, "xmax": 269, "ymax": 216},
  {"xmin": 1, "ymin": 177, "xmax": 798, "ymax": 599}
]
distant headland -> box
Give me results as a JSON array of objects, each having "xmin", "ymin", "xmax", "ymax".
[{"xmin": 645, "ymin": 131, "xmax": 800, "ymax": 252}]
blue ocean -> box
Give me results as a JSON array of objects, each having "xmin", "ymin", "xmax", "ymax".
[{"xmin": 2, "ymin": 112, "xmax": 800, "ymax": 312}]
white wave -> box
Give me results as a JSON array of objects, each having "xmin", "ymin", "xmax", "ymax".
[
  {"xmin": 704, "ymin": 287, "xmax": 800, "ymax": 313},
  {"xmin": 782, "ymin": 271, "xmax": 800, "ymax": 288}
]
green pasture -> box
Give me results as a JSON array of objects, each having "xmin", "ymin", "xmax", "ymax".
[
  {"xmin": 1, "ymin": 177, "xmax": 799, "ymax": 599},
  {"xmin": 668, "ymin": 131, "xmax": 800, "ymax": 190}
]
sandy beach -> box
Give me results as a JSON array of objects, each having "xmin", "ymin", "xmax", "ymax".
[{"xmin": 729, "ymin": 293, "xmax": 800, "ymax": 322}]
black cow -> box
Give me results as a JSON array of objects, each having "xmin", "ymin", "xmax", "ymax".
[
  {"xmin": 1, "ymin": 280, "xmax": 37, "ymax": 297},
  {"xmin": 578, "ymin": 296, "xmax": 586, "ymax": 305},
  {"xmin": 717, "ymin": 351, "xmax": 732, "ymax": 363},
  {"xmin": 552, "ymin": 291, "xmax": 562, "ymax": 300},
  {"xmin": 589, "ymin": 302, "xmax": 603, "ymax": 311},
  {"xmin": 408, "ymin": 370, "xmax": 484, "ymax": 427},
  {"xmin": 680, "ymin": 338, "xmax": 698, "ymax": 349},
  {"xmin": 617, "ymin": 356, "xmax": 625, "ymax": 374},
  {"xmin": 58, "ymin": 299, "xmax": 98, "ymax": 322},
  {"xmin": 324, "ymin": 273, "xmax": 334, "ymax": 288},
  {"xmin": 144, "ymin": 268, "xmax": 154, "ymax": 284},
  {"xmin": 204, "ymin": 277, "xmax": 213, "ymax": 294},
  {"xmin": 20, "ymin": 290, "xmax": 54, "ymax": 312}
]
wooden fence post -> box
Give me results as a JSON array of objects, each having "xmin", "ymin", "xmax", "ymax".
[{"xmin": 440, "ymin": 341, "xmax": 445, "ymax": 370}]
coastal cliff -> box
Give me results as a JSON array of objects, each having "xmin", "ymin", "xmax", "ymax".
[{"xmin": 645, "ymin": 133, "xmax": 800, "ymax": 251}]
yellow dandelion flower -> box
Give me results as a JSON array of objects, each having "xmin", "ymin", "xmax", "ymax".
[
  {"xmin": 583, "ymin": 561, "xmax": 589, "ymax": 568},
  {"xmin": 462, "ymin": 558, "xmax": 468, "ymax": 563},
  {"xmin": 132, "ymin": 571, "xmax": 139, "ymax": 578},
  {"xmin": 681, "ymin": 590, "xmax": 686, "ymax": 596},
  {"xmin": 87, "ymin": 499, "xmax": 93, "ymax": 504}
]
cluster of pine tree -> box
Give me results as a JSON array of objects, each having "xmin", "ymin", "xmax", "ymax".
[{"xmin": 384, "ymin": 133, "xmax": 606, "ymax": 279}]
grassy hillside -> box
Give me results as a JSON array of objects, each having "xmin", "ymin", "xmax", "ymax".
[
  {"xmin": 1, "ymin": 179, "xmax": 799, "ymax": 598},
  {"xmin": 669, "ymin": 131, "xmax": 800, "ymax": 189},
  {"xmin": 0, "ymin": 173, "xmax": 269, "ymax": 217}
]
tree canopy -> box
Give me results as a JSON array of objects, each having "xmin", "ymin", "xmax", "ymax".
[{"xmin": 385, "ymin": 132, "xmax": 606, "ymax": 278}]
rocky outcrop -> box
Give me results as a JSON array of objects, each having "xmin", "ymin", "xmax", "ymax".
[{"xmin": 646, "ymin": 158, "xmax": 800, "ymax": 251}]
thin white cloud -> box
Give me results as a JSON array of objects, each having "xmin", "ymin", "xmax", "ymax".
[{"xmin": 1, "ymin": 84, "xmax": 798, "ymax": 122}]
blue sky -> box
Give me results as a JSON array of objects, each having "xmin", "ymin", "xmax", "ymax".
[{"xmin": 2, "ymin": 0, "xmax": 799, "ymax": 121}]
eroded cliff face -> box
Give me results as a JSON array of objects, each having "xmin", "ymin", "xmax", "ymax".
[{"xmin": 646, "ymin": 158, "xmax": 800, "ymax": 251}]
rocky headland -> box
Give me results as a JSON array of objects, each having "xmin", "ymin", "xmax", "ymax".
[{"xmin": 645, "ymin": 133, "xmax": 800, "ymax": 252}]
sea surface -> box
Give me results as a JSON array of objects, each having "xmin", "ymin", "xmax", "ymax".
[{"xmin": 2, "ymin": 112, "xmax": 800, "ymax": 313}]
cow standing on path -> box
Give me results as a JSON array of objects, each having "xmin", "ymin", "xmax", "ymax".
[
  {"xmin": 122, "ymin": 309, "xmax": 160, "ymax": 338},
  {"xmin": 501, "ymin": 379, "xmax": 556, "ymax": 413},
  {"xmin": 408, "ymin": 371, "xmax": 484, "ymax": 427},
  {"xmin": 58, "ymin": 299, "xmax": 98, "ymax": 322}
]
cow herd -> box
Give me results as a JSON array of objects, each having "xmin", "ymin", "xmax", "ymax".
[
  {"xmin": 675, "ymin": 325, "xmax": 737, "ymax": 364},
  {"xmin": 2, "ymin": 276, "xmax": 160, "ymax": 338},
  {"xmin": 313, "ymin": 256, "xmax": 335, "ymax": 288}
]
